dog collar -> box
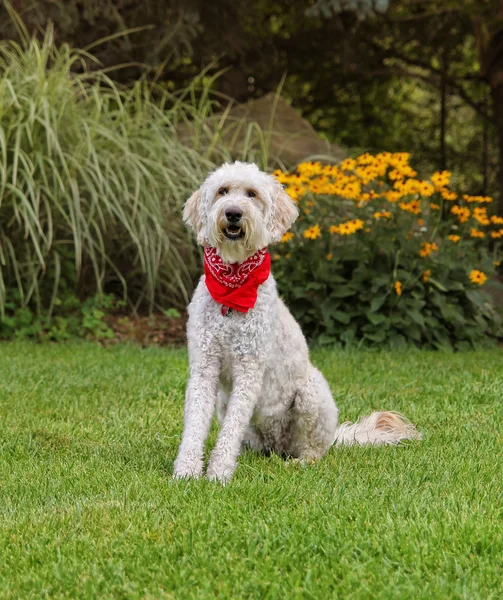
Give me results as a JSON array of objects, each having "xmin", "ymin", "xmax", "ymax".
[{"xmin": 203, "ymin": 247, "xmax": 271, "ymax": 315}]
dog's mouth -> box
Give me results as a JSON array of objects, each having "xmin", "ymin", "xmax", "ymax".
[{"xmin": 223, "ymin": 224, "xmax": 244, "ymax": 240}]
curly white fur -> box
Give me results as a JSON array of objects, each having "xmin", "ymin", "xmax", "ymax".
[{"xmin": 174, "ymin": 161, "xmax": 421, "ymax": 483}]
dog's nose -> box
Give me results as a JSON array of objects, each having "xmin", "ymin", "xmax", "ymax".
[{"xmin": 225, "ymin": 208, "xmax": 243, "ymax": 223}]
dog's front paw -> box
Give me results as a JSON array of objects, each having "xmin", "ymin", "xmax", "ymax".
[
  {"xmin": 172, "ymin": 456, "xmax": 203, "ymax": 480},
  {"xmin": 206, "ymin": 460, "xmax": 235, "ymax": 484}
]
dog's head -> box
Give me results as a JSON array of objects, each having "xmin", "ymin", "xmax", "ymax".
[{"xmin": 183, "ymin": 162, "xmax": 298, "ymax": 263}]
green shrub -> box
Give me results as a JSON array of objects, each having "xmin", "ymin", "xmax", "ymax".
[
  {"xmin": 273, "ymin": 154, "xmax": 502, "ymax": 350},
  {"xmin": 0, "ymin": 289, "xmax": 121, "ymax": 341}
]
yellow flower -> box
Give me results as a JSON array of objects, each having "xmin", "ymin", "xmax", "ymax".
[
  {"xmin": 419, "ymin": 242, "xmax": 439, "ymax": 258},
  {"xmin": 398, "ymin": 179, "xmax": 422, "ymax": 195},
  {"xmin": 431, "ymin": 170, "xmax": 451, "ymax": 189},
  {"xmin": 389, "ymin": 152, "xmax": 411, "ymax": 166},
  {"xmin": 373, "ymin": 211, "xmax": 391, "ymax": 220},
  {"xmin": 470, "ymin": 228, "xmax": 485, "ymax": 239},
  {"xmin": 491, "ymin": 229, "xmax": 503, "ymax": 239},
  {"xmin": 399, "ymin": 199, "xmax": 421, "ymax": 215},
  {"xmin": 388, "ymin": 169, "xmax": 404, "ymax": 181},
  {"xmin": 491, "ymin": 215, "xmax": 503, "ymax": 225},
  {"xmin": 440, "ymin": 188, "xmax": 458, "ymax": 201},
  {"xmin": 417, "ymin": 218, "xmax": 425, "ymax": 227},
  {"xmin": 463, "ymin": 195, "xmax": 492, "ymax": 204},
  {"xmin": 303, "ymin": 225, "xmax": 321, "ymax": 240},
  {"xmin": 422, "ymin": 269, "xmax": 431, "ymax": 283},
  {"xmin": 273, "ymin": 170, "xmax": 292, "ymax": 185},
  {"xmin": 355, "ymin": 166, "xmax": 380, "ymax": 184},
  {"xmin": 429, "ymin": 202, "xmax": 441, "ymax": 211},
  {"xmin": 356, "ymin": 152, "xmax": 376, "ymax": 166},
  {"xmin": 285, "ymin": 186, "xmax": 299, "ymax": 202},
  {"xmin": 281, "ymin": 232, "xmax": 294, "ymax": 243},
  {"xmin": 448, "ymin": 234, "xmax": 461, "ymax": 243},
  {"xmin": 337, "ymin": 223, "xmax": 355, "ymax": 235},
  {"xmin": 330, "ymin": 219, "xmax": 364, "ymax": 236},
  {"xmin": 340, "ymin": 158, "xmax": 357, "ymax": 171},
  {"xmin": 494, "ymin": 261, "xmax": 501, "ymax": 267},
  {"xmin": 400, "ymin": 166, "xmax": 418, "ymax": 179},
  {"xmin": 451, "ymin": 205, "xmax": 470, "ymax": 223},
  {"xmin": 326, "ymin": 253, "xmax": 333, "ymax": 260},
  {"xmin": 473, "ymin": 207, "xmax": 490, "ymax": 226},
  {"xmin": 297, "ymin": 161, "xmax": 324, "ymax": 176},
  {"xmin": 419, "ymin": 181, "xmax": 435, "ymax": 197},
  {"xmin": 272, "ymin": 253, "xmax": 280, "ymax": 260},
  {"xmin": 394, "ymin": 281, "xmax": 402, "ymax": 296},
  {"xmin": 385, "ymin": 191, "xmax": 403, "ymax": 203},
  {"xmin": 469, "ymin": 270, "xmax": 487, "ymax": 285}
]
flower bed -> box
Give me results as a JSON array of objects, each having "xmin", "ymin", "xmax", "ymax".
[{"xmin": 273, "ymin": 153, "xmax": 502, "ymax": 349}]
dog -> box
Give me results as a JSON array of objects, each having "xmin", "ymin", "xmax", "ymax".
[{"xmin": 173, "ymin": 161, "xmax": 420, "ymax": 483}]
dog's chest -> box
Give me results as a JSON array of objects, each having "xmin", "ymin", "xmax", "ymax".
[
  {"xmin": 216, "ymin": 310, "xmax": 269, "ymax": 362},
  {"xmin": 189, "ymin": 275, "xmax": 277, "ymax": 359}
]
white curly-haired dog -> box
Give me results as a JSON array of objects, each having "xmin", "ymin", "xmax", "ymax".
[{"xmin": 173, "ymin": 161, "xmax": 420, "ymax": 483}]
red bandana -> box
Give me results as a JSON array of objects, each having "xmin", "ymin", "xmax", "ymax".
[{"xmin": 204, "ymin": 247, "xmax": 271, "ymax": 315}]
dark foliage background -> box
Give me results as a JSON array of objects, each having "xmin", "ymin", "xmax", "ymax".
[{"xmin": 2, "ymin": 1, "xmax": 502, "ymax": 211}]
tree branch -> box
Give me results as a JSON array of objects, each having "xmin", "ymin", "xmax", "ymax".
[
  {"xmin": 369, "ymin": 66, "xmax": 491, "ymax": 121},
  {"xmin": 368, "ymin": 40, "xmax": 490, "ymax": 120}
]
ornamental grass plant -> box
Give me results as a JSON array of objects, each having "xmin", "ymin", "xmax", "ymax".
[
  {"xmin": 0, "ymin": 11, "xmax": 277, "ymax": 327},
  {"xmin": 273, "ymin": 153, "xmax": 502, "ymax": 349},
  {"xmin": 0, "ymin": 23, "xmax": 208, "ymax": 316}
]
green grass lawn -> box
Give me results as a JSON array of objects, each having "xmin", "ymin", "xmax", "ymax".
[{"xmin": 1, "ymin": 343, "xmax": 502, "ymax": 599}]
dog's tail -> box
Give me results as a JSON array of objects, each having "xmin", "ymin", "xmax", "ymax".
[{"xmin": 333, "ymin": 411, "xmax": 421, "ymax": 447}]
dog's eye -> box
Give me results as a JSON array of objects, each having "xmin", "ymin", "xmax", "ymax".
[
  {"xmin": 246, "ymin": 190, "xmax": 256, "ymax": 198},
  {"xmin": 218, "ymin": 187, "xmax": 229, "ymax": 195}
]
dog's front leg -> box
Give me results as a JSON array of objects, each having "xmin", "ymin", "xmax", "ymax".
[
  {"xmin": 173, "ymin": 354, "xmax": 220, "ymax": 480},
  {"xmin": 206, "ymin": 361, "xmax": 263, "ymax": 483}
]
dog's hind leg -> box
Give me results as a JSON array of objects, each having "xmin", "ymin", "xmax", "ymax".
[
  {"xmin": 288, "ymin": 366, "xmax": 339, "ymax": 460},
  {"xmin": 242, "ymin": 426, "xmax": 267, "ymax": 453}
]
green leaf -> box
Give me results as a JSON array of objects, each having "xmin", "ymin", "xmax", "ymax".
[
  {"xmin": 331, "ymin": 287, "xmax": 358, "ymax": 298},
  {"xmin": 388, "ymin": 333, "xmax": 409, "ymax": 350},
  {"xmin": 466, "ymin": 290, "xmax": 485, "ymax": 308},
  {"xmin": 408, "ymin": 310, "xmax": 425, "ymax": 328},
  {"xmin": 429, "ymin": 278, "xmax": 448, "ymax": 292},
  {"xmin": 332, "ymin": 310, "xmax": 351, "ymax": 324},
  {"xmin": 363, "ymin": 329, "xmax": 386, "ymax": 343},
  {"xmin": 318, "ymin": 333, "xmax": 337, "ymax": 346},
  {"xmin": 369, "ymin": 294, "xmax": 388, "ymax": 312},
  {"xmin": 366, "ymin": 312, "xmax": 387, "ymax": 326}
]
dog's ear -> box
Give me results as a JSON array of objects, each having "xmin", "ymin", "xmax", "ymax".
[
  {"xmin": 269, "ymin": 183, "xmax": 299, "ymax": 242},
  {"xmin": 183, "ymin": 188, "xmax": 206, "ymax": 243}
]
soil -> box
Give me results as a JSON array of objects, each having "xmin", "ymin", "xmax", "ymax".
[{"xmin": 105, "ymin": 313, "xmax": 187, "ymax": 347}]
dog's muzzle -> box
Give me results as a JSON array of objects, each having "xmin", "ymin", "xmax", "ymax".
[{"xmin": 223, "ymin": 208, "xmax": 244, "ymax": 240}]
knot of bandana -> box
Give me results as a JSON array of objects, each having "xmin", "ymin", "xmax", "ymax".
[{"xmin": 203, "ymin": 247, "xmax": 271, "ymax": 314}]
